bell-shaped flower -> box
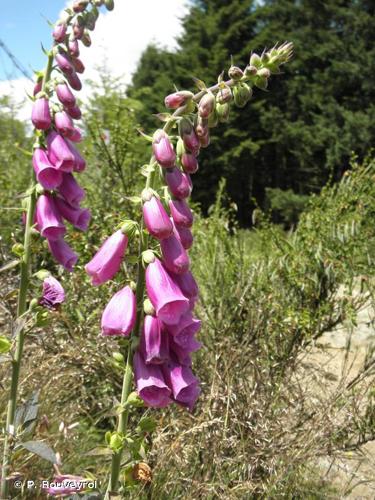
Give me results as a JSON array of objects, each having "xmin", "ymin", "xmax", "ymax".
[
  {"xmin": 152, "ymin": 129, "xmax": 176, "ymax": 168},
  {"xmin": 54, "ymin": 110, "xmax": 75, "ymax": 138},
  {"xmin": 198, "ymin": 92, "xmax": 215, "ymax": 118},
  {"xmin": 172, "ymin": 219, "xmax": 193, "ymax": 249},
  {"xmin": 134, "ymin": 352, "xmax": 171, "ymax": 408},
  {"xmin": 68, "ymin": 39, "xmax": 80, "ymax": 57},
  {"xmin": 31, "ymin": 97, "xmax": 51, "ymax": 130},
  {"xmin": 55, "ymin": 52, "xmax": 74, "ymax": 75},
  {"xmin": 39, "ymin": 276, "xmax": 65, "ymax": 309},
  {"xmin": 169, "ymin": 199, "xmax": 193, "ymax": 228},
  {"xmin": 145, "ymin": 258, "xmax": 189, "ymax": 325},
  {"xmin": 66, "ymin": 71, "xmax": 82, "ymax": 91},
  {"xmin": 48, "ymin": 238, "xmax": 78, "ymax": 271},
  {"xmin": 101, "ymin": 286, "xmax": 136, "ymax": 336},
  {"xmin": 65, "ymin": 105, "xmax": 81, "ymax": 119},
  {"xmin": 173, "ymin": 270, "xmax": 199, "ymax": 299},
  {"xmin": 32, "ymin": 148, "xmax": 62, "ymax": 190},
  {"xmin": 85, "ymin": 229, "xmax": 128, "ymax": 286},
  {"xmin": 181, "ymin": 153, "xmax": 199, "ymax": 174},
  {"xmin": 140, "ymin": 315, "xmax": 169, "ymax": 364},
  {"xmin": 46, "ymin": 131, "xmax": 75, "ymax": 172},
  {"xmin": 143, "ymin": 195, "xmax": 173, "ymax": 240},
  {"xmin": 55, "ymin": 197, "xmax": 91, "ymax": 231},
  {"xmin": 165, "ymin": 168, "xmax": 192, "ymax": 199},
  {"xmin": 58, "ymin": 173, "xmax": 85, "ymax": 207},
  {"xmin": 164, "ymin": 91, "xmax": 193, "ymax": 110},
  {"xmin": 36, "ymin": 194, "xmax": 66, "ymax": 241},
  {"xmin": 162, "ymin": 361, "xmax": 200, "ymax": 411},
  {"xmin": 66, "ymin": 140, "xmax": 86, "ymax": 172},
  {"xmin": 160, "ymin": 233, "xmax": 190, "ymax": 275},
  {"xmin": 52, "ymin": 22, "xmax": 67, "ymax": 42},
  {"xmin": 56, "ymin": 83, "xmax": 76, "ymax": 108}
]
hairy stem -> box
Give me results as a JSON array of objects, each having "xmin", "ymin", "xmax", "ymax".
[{"xmin": 1, "ymin": 52, "xmax": 54, "ymax": 499}]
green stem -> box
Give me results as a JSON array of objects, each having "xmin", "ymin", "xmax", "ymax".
[{"xmin": 1, "ymin": 51, "xmax": 54, "ymax": 499}]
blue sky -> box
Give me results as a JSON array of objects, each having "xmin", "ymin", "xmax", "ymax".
[{"xmin": 0, "ymin": 0, "xmax": 65, "ymax": 81}]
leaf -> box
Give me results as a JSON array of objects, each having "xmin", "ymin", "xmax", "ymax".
[
  {"xmin": 191, "ymin": 77, "xmax": 207, "ymax": 91},
  {"xmin": 20, "ymin": 440, "xmax": 57, "ymax": 464},
  {"xmin": 15, "ymin": 391, "xmax": 39, "ymax": 431},
  {"xmin": 0, "ymin": 260, "xmax": 20, "ymax": 273},
  {"xmin": 0, "ymin": 336, "xmax": 11, "ymax": 354},
  {"xmin": 136, "ymin": 129, "xmax": 153, "ymax": 142},
  {"xmin": 86, "ymin": 447, "xmax": 113, "ymax": 457},
  {"xmin": 153, "ymin": 113, "xmax": 172, "ymax": 123},
  {"xmin": 125, "ymin": 196, "xmax": 142, "ymax": 205}
]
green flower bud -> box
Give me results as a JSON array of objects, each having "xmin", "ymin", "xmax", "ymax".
[
  {"xmin": 233, "ymin": 83, "xmax": 252, "ymax": 108},
  {"xmin": 34, "ymin": 269, "xmax": 51, "ymax": 280},
  {"xmin": 216, "ymin": 102, "xmax": 230, "ymax": 123},
  {"xmin": 254, "ymin": 75, "xmax": 268, "ymax": 91},
  {"xmin": 176, "ymin": 137, "xmax": 186, "ymax": 157},
  {"xmin": 113, "ymin": 352, "xmax": 124, "ymax": 363},
  {"xmin": 257, "ymin": 68, "xmax": 271, "ymax": 79},
  {"xmin": 142, "ymin": 250, "xmax": 156, "ymax": 265},
  {"xmin": 228, "ymin": 66, "xmax": 243, "ymax": 80},
  {"xmin": 129, "ymin": 281, "xmax": 137, "ymax": 292},
  {"xmin": 104, "ymin": 0, "xmax": 115, "ymax": 11},
  {"xmin": 208, "ymin": 109, "xmax": 218, "ymax": 128},
  {"xmin": 81, "ymin": 30, "xmax": 92, "ymax": 47},
  {"xmin": 143, "ymin": 298, "xmax": 156, "ymax": 316},
  {"xmin": 126, "ymin": 391, "xmax": 144, "ymax": 408},
  {"xmin": 141, "ymin": 188, "xmax": 153, "ymax": 203},
  {"xmin": 29, "ymin": 298, "xmax": 39, "ymax": 310},
  {"xmin": 261, "ymin": 52, "xmax": 270, "ymax": 64},
  {"xmin": 109, "ymin": 432, "xmax": 123, "ymax": 452},
  {"xmin": 244, "ymin": 65, "xmax": 258, "ymax": 78},
  {"xmin": 121, "ymin": 220, "xmax": 138, "ymax": 239},
  {"xmin": 249, "ymin": 53, "xmax": 262, "ymax": 68},
  {"xmin": 216, "ymin": 86, "xmax": 232, "ymax": 104},
  {"xmin": 12, "ymin": 243, "xmax": 24, "ymax": 257}
]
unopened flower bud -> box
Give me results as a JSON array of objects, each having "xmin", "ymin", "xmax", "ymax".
[
  {"xmin": 73, "ymin": 0, "xmax": 89, "ymax": 13},
  {"xmin": 81, "ymin": 30, "xmax": 92, "ymax": 47},
  {"xmin": 181, "ymin": 153, "xmax": 198, "ymax": 174},
  {"xmin": 195, "ymin": 117, "xmax": 208, "ymax": 138},
  {"xmin": 105, "ymin": 0, "xmax": 115, "ymax": 10},
  {"xmin": 34, "ymin": 269, "xmax": 51, "ymax": 280},
  {"xmin": 216, "ymin": 86, "xmax": 232, "ymax": 104},
  {"xmin": 143, "ymin": 298, "xmax": 156, "ymax": 316},
  {"xmin": 113, "ymin": 352, "xmax": 124, "ymax": 363},
  {"xmin": 68, "ymin": 39, "xmax": 80, "ymax": 57},
  {"xmin": 249, "ymin": 53, "xmax": 261, "ymax": 68},
  {"xmin": 12, "ymin": 243, "xmax": 24, "ymax": 257},
  {"xmin": 208, "ymin": 110, "xmax": 218, "ymax": 128},
  {"xmin": 52, "ymin": 23, "xmax": 67, "ymax": 43},
  {"xmin": 73, "ymin": 22, "xmax": 84, "ymax": 39},
  {"xmin": 142, "ymin": 250, "xmax": 156, "ymax": 265},
  {"xmin": 152, "ymin": 129, "xmax": 176, "ymax": 168},
  {"xmin": 255, "ymin": 75, "xmax": 268, "ymax": 90},
  {"xmin": 233, "ymin": 82, "xmax": 252, "ymax": 108},
  {"xmin": 257, "ymin": 68, "xmax": 271, "ymax": 79},
  {"xmin": 126, "ymin": 391, "xmax": 144, "ymax": 408},
  {"xmin": 165, "ymin": 91, "xmax": 194, "ymax": 110},
  {"xmin": 176, "ymin": 137, "xmax": 186, "ymax": 157},
  {"xmin": 244, "ymin": 65, "xmax": 258, "ymax": 77},
  {"xmin": 216, "ymin": 102, "xmax": 230, "ymax": 123},
  {"xmin": 228, "ymin": 66, "xmax": 243, "ymax": 80},
  {"xmin": 199, "ymin": 131, "xmax": 210, "ymax": 148},
  {"xmin": 121, "ymin": 220, "xmax": 138, "ymax": 239},
  {"xmin": 85, "ymin": 12, "xmax": 97, "ymax": 31},
  {"xmin": 198, "ymin": 92, "xmax": 215, "ymax": 118},
  {"xmin": 261, "ymin": 52, "xmax": 270, "ymax": 64}
]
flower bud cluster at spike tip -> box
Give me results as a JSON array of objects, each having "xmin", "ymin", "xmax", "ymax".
[{"xmin": 28, "ymin": 0, "xmax": 111, "ymax": 271}]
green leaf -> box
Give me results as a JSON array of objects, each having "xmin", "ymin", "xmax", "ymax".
[
  {"xmin": 153, "ymin": 113, "xmax": 172, "ymax": 123},
  {"xmin": 0, "ymin": 336, "xmax": 11, "ymax": 354},
  {"xmin": 136, "ymin": 417, "xmax": 157, "ymax": 434},
  {"xmin": 125, "ymin": 196, "xmax": 142, "ymax": 205}
]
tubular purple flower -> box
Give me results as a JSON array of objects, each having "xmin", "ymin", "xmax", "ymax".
[
  {"xmin": 73, "ymin": 21, "xmax": 84, "ymax": 39},
  {"xmin": 55, "ymin": 197, "xmax": 91, "ymax": 231},
  {"xmin": 85, "ymin": 229, "xmax": 128, "ymax": 286},
  {"xmin": 66, "ymin": 105, "xmax": 81, "ymax": 119},
  {"xmin": 43, "ymin": 475, "xmax": 86, "ymax": 496},
  {"xmin": 140, "ymin": 315, "xmax": 169, "ymax": 364},
  {"xmin": 56, "ymin": 83, "xmax": 76, "ymax": 108},
  {"xmin": 165, "ymin": 168, "xmax": 192, "ymax": 199},
  {"xmin": 164, "ymin": 91, "xmax": 193, "ymax": 109},
  {"xmin": 35, "ymin": 194, "xmax": 66, "ymax": 241},
  {"xmin": 101, "ymin": 286, "xmax": 136, "ymax": 336},
  {"xmin": 68, "ymin": 39, "xmax": 80, "ymax": 57},
  {"xmin": 182, "ymin": 130, "xmax": 200, "ymax": 155},
  {"xmin": 58, "ymin": 173, "xmax": 85, "ymax": 207},
  {"xmin": 52, "ymin": 23, "xmax": 67, "ymax": 42},
  {"xmin": 54, "ymin": 110, "xmax": 75, "ymax": 138},
  {"xmin": 162, "ymin": 361, "xmax": 200, "ymax": 411},
  {"xmin": 152, "ymin": 129, "xmax": 176, "ymax": 168},
  {"xmin": 198, "ymin": 92, "xmax": 215, "ymax": 118},
  {"xmin": 69, "ymin": 127, "xmax": 83, "ymax": 143},
  {"xmin": 66, "ymin": 140, "xmax": 86, "ymax": 172},
  {"xmin": 173, "ymin": 271, "xmax": 199, "ymax": 299},
  {"xmin": 181, "ymin": 153, "xmax": 199, "ymax": 174},
  {"xmin": 31, "ymin": 97, "xmax": 51, "ymax": 130},
  {"xmin": 48, "ymin": 238, "xmax": 78, "ymax": 271},
  {"xmin": 173, "ymin": 221, "xmax": 194, "ymax": 250},
  {"xmin": 55, "ymin": 52, "xmax": 74, "ymax": 75},
  {"xmin": 160, "ymin": 233, "xmax": 190, "ymax": 275},
  {"xmin": 39, "ymin": 276, "xmax": 65, "ymax": 309},
  {"xmin": 145, "ymin": 258, "xmax": 189, "ymax": 325},
  {"xmin": 33, "ymin": 80, "xmax": 42, "ymax": 96},
  {"xmin": 32, "ymin": 148, "xmax": 62, "ymax": 190},
  {"xmin": 66, "ymin": 71, "xmax": 82, "ymax": 91},
  {"xmin": 169, "ymin": 332, "xmax": 201, "ymax": 366},
  {"xmin": 167, "ymin": 312, "xmax": 201, "ymax": 339},
  {"xmin": 72, "ymin": 57, "xmax": 85, "ymax": 74},
  {"xmin": 169, "ymin": 199, "xmax": 194, "ymax": 228},
  {"xmin": 143, "ymin": 196, "xmax": 173, "ymax": 240},
  {"xmin": 46, "ymin": 131, "xmax": 75, "ymax": 172},
  {"xmin": 134, "ymin": 352, "xmax": 171, "ymax": 408}
]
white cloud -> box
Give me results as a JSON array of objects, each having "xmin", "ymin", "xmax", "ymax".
[
  {"xmin": 0, "ymin": 78, "xmax": 33, "ymax": 123},
  {"xmin": 0, "ymin": 0, "xmax": 187, "ymax": 121}
]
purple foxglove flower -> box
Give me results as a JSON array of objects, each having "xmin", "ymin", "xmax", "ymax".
[
  {"xmin": 143, "ymin": 196, "xmax": 173, "ymax": 240},
  {"xmin": 162, "ymin": 361, "xmax": 200, "ymax": 411},
  {"xmin": 73, "ymin": 21, "xmax": 84, "ymax": 39},
  {"xmin": 55, "ymin": 197, "xmax": 91, "ymax": 231},
  {"xmin": 39, "ymin": 276, "xmax": 65, "ymax": 309},
  {"xmin": 134, "ymin": 352, "xmax": 171, "ymax": 408},
  {"xmin": 181, "ymin": 153, "xmax": 199, "ymax": 174},
  {"xmin": 43, "ymin": 474, "xmax": 85, "ymax": 496},
  {"xmin": 72, "ymin": 57, "xmax": 85, "ymax": 74},
  {"xmin": 48, "ymin": 238, "xmax": 78, "ymax": 271},
  {"xmin": 198, "ymin": 93, "xmax": 215, "ymax": 118},
  {"xmin": 167, "ymin": 312, "xmax": 201, "ymax": 339},
  {"xmin": 145, "ymin": 258, "xmax": 189, "ymax": 325},
  {"xmin": 164, "ymin": 91, "xmax": 193, "ymax": 109},
  {"xmin": 67, "ymin": 71, "xmax": 82, "ymax": 91},
  {"xmin": 33, "ymin": 80, "xmax": 42, "ymax": 96},
  {"xmin": 69, "ymin": 127, "xmax": 83, "ymax": 143},
  {"xmin": 56, "ymin": 83, "xmax": 76, "ymax": 108},
  {"xmin": 169, "ymin": 333, "xmax": 201, "ymax": 366},
  {"xmin": 54, "ymin": 110, "xmax": 75, "ymax": 138},
  {"xmin": 140, "ymin": 315, "xmax": 169, "ymax": 364},
  {"xmin": 160, "ymin": 234, "xmax": 190, "ymax": 275},
  {"xmin": 152, "ymin": 129, "xmax": 176, "ymax": 168},
  {"xmin": 58, "ymin": 173, "xmax": 85, "ymax": 207},
  {"xmin": 52, "ymin": 23, "xmax": 67, "ymax": 42},
  {"xmin": 85, "ymin": 230, "xmax": 128, "ymax": 286},
  {"xmin": 101, "ymin": 286, "xmax": 136, "ymax": 336},
  {"xmin": 173, "ymin": 221, "xmax": 193, "ymax": 250},
  {"xmin": 173, "ymin": 271, "xmax": 199, "ymax": 299},
  {"xmin": 66, "ymin": 141, "xmax": 86, "ymax": 172},
  {"xmin": 65, "ymin": 105, "xmax": 81, "ymax": 119},
  {"xmin": 55, "ymin": 52, "xmax": 74, "ymax": 75},
  {"xmin": 36, "ymin": 194, "xmax": 66, "ymax": 241},
  {"xmin": 195, "ymin": 118, "xmax": 209, "ymax": 139},
  {"xmin": 68, "ymin": 39, "xmax": 80, "ymax": 57},
  {"xmin": 31, "ymin": 97, "xmax": 51, "ymax": 130},
  {"xmin": 165, "ymin": 168, "xmax": 192, "ymax": 199},
  {"xmin": 32, "ymin": 148, "xmax": 62, "ymax": 190},
  {"xmin": 169, "ymin": 199, "xmax": 193, "ymax": 228},
  {"xmin": 182, "ymin": 130, "xmax": 200, "ymax": 155},
  {"xmin": 46, "ymin": 131, "xmax": 75, "ymax": 172}
]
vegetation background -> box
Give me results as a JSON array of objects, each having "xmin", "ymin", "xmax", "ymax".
[{"xmin": 0, "ymin": 0, "xmax": 374, "ymax": 498}]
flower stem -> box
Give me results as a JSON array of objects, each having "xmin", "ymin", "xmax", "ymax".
[{"xmin": 1, "ymin": 52, "xmax": 54, "ymax": 499}]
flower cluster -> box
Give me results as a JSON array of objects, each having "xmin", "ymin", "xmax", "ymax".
[{"xmin": 30, "ymin": 0, "xmax": 114, "ymax": 271}]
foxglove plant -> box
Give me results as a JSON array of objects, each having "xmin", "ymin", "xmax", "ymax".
[
  {"xmin": 85, "ymin": 42, "xmax": 293, "ymax": 496},
  {"xmin": 0, "ymin": 1, "xmax": 115, "ymax": 497}
]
